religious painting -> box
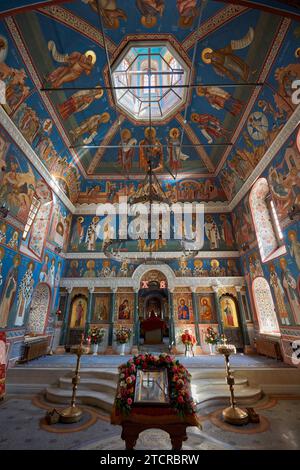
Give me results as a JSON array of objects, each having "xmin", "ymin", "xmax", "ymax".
[
  {"xmin": 117, "ymin": 294, "xmax": 133, "ymax": 321},
  {"xmin": 0, "ymin": 148, "xmax": 36, "ymax": 224},
  {"xmin": 92, "ymin": 294, "xmax": 110, "ymax": 323},
  {"xmin": 0, "ymin": 254, "xmax": 21, "ymax": 328},
  {"xmin": 28, "ymin": 181, "xmax": 53, "ymax": 260},
  {"xmin": 199, "ymin": 294, "xmax": 215, "ymax": 323},
  {"xmin": 70, "ymin": 295, "xmax": 87, "ymax": 328},
  {"xmin": 0, "ymin": 331, "xmax": 6, "ymax": 400},
  {"xmin": 174, "ymin": 292, "xmax": 193, "ymax": 322},
  {"xmin": 220, "ymin": 296, "xmax": 239, "ymax": 328}
]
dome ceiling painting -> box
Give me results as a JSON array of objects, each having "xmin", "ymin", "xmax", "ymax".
[{"xmin": 0, "ymin": 0, "xmax": 299, "ymax": 206}]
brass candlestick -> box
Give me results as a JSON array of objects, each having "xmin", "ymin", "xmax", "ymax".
[
  {"xmin": 216, "ymin": 336, "xmax": 249, "ymax": 426},
  {"xmin": 59, "ymin": 340, "xmax": 85, "ymax": 424}
]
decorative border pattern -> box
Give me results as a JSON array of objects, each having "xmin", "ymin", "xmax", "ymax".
[
  {"xmin": 64, "ymin": 251, "xmax": 240, "ymax": 259},
  {"xmin": 182, "ymin": 5, "xmax": 249, "ymax": 50},
  {"xmin": 38, "ymin": 5, "xmax": 116, "ymax": 53},
  {"xmin": 73, "ymin": 200, "xmax": 229, "ymax": 213}
]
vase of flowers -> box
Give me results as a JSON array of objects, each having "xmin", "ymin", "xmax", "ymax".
[
  {"xmin": 181, "ymin": 330, "xmax": 196, "ymax": 357},
  {"xmin": 88, "ymin": 326, "xmax": 105, "ymax": 355},
  {"xmin": 115, "ymin": 327, "xmax": 132, "ymax": 355},
  {"xmin": 204, "ymin": 326, "xmax": 219, "ymax": 354}
]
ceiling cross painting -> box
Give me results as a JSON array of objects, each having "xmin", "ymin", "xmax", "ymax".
[{"xmin": 0, "ymin": 0, "xmax": 299, "ymax": 206}]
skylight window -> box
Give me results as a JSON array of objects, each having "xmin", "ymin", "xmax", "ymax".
[{"xmin": 111, "ymin": 42, "xmax": 189, "ymax": 122}]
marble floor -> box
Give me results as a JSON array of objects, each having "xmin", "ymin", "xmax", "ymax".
[{"xmin": 0, "ymin": 394, "xmax": 299, "ymax": 450}]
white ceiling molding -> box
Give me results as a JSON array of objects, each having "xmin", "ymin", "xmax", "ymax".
[
  {"xmin": 64, "ymin": 251, "xmax": 240, "ymax": 259},
  {"xmin": 73, "ymin": 201, "xmax": 230, "ymax": 214},
  {"xmin": 0, "ymin": 107, "xmax": 76, "ymax": 213},
  {"xmin": 60, "ymin": 276, "xmax": 245, "ymax": 290}
]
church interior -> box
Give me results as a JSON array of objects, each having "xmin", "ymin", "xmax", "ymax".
[{"xmin": 0, "ymin": 0, "xmax": 300, "ymax": 452}]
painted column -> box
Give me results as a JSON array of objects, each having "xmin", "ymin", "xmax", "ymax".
[
  {"xmin": 85, "ymin": 286, "xmax": 94, "ymax": 336},
  {"xmin": 108, "ymin": 288, "xmax": 116, "ymax": 347},
  {"xmin": 60, "ymin": 287, "xmax": 73, "ymax": 345},
  {"xmin": 133, "ymin": 289, "xmax": 139, "ymax": 347},
  {"xmin": 168, "ymin": 289, "xmax": 175, "ymax": 346},
  {"xmin": 212, "ymin": 286, "xmax": 224, "ymax": 335},
  {"xmin": 191, "ymin": 288, "xmax": 201, "ymax": 345},
  {"xmin": 236, "ymin": 286, "xmax": 250, "ymax": 346}
]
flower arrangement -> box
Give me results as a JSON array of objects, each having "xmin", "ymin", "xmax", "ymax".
[
  {"xmin": 181, "ymin": 330, "xmax": 196, "ymax": 346},
  {"xmin": 115, "ymin": 326, "xmax": 132, "ymax": 344},
  {"xmin": 116, "ymin": 353, "xmax": 197, "ymax": 419},
  {"xmin": 204, "ymin": 326, "xmax": 219, "ymax": 345},
  {"xmin": 88, "ymin": 326, "xmax": 105, "ymax": 344}
]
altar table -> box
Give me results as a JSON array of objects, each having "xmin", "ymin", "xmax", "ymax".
[{"xmin": 111, "ymin": 405, "xmax": 199, "ymax": 450}]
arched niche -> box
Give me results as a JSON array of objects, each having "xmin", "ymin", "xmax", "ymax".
[
  {"xmin": 27, "ymin": 282, "xmax": 51, "ymax": 334},
  {"xmin": 132, "ymin": 264, "xmax": 176, "ymax": 292},
  {"xmin": 252, "ymin": 277, "xmax": 280, "ymax": 335}
]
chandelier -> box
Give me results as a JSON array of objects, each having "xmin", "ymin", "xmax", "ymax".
[{"xmin": 103, "ymin": 158, "xmax": 200, "ymax": 265}]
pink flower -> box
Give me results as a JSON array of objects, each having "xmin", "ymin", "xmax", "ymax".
[
  {"xmin": 131, "ymin": 375, "xmax": 136, "ymax": 382},
  {"xmin": 127, "ymin": 398, "xmax": 133, "ymax": 405},
  {"xmin": 126, "ymin": 377, "xmax": 132, "ymax": 384},
  {"xmin": 177, "ymin": 396, "xmax": 184, "ymax": 404}
]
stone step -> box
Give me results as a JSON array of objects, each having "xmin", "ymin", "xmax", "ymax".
[
  {"xmin": 59, "ymin": 377, "xmax": 117, "ymax": 394},
  {"xmin": 46, "ymin": 387, "xmax": 114, "ymax": 412},
  {"xmin": 194, "ymin": 386, "xmax": 262, "ymax": 405}
]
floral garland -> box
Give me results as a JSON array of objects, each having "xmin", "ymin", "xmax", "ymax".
[{"xmin": 116, "ymin": 353, "xmax": 197, "ymax": 418}]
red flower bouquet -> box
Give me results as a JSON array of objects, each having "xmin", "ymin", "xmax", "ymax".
[{"xmin": 181, "ymin": 330, "xmax": 196, "ymax": 346}]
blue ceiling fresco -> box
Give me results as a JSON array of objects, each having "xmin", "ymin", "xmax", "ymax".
[{"xmin": 0, "ymin": 0, "xmax": 299, "ymax": 204}]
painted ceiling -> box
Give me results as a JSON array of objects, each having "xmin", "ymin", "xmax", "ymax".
[{"xmin": 0, "ymin": 0, "xmax": 299, "ymax": 205}]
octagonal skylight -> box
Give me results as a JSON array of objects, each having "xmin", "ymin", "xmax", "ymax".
[{"xmin": 111, "ymin": 42, "xmax": 189, "ymax": 122}]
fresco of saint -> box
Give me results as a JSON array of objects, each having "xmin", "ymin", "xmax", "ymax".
[
  {"xmin": 196, "ymin": 86, "xmax": 243, "ymax": 115},
  {"xmin": 191, "ymin": 113, "xmax": 231, "ymax": 143},
  {"xmin": 70, "ymin": 113, "xmax": 110, "ymax": 144},
  {"xmin": 46, "ymin": 41, "xmax": 96, "ymax": 88},
  {"xmin": 15, "ymin": 261, "xmax": 35, "ymax": 327},
  {"xmin": 118, "ymin": 129, "xmax": 137, "ymax": 172},
  {"xmin": 176, "ymin": 0, "xmax": 198, "ymax": 28},
  {"xmin": 279, "ymin": 258, "xmax": 300, "ymax": 325},
  {"xmin": 139, "ymin": 127, "xmax": 163, "ymax": 172},
  {"xmin": 288, "ymin": 230, "xmax": 300, "ymax": 270},
  {"xmin": 220, "ymin": 214, "xmax": 235, "ymax": 247},
  {"xmin": 71, "ymin": 216, "xmax": 85, "ymax": 251},
  {"xmin": 83, "ymin": 0, "xmax": 127, "ymax": 28},
  {"xmin": 166, "ymin": 128, "xmax": 189, "ymax": 172},
  {"xmin": 269, "ymin": 264, "xmax": 291, "ymax": 325},
  {"xmin": 136, "ymin": 0, "xmax": 165, "ymax": 28},
  {"xmin": 201, "ymin": 27, "xmax": 255, "ymax": 82},
  {"xmin": 58, "ymin": 87, "xmax": 104, "ymax": 120},
  {"xmin": 204, "ymin": 215, "xmax": 221, "ymax": 249},
  {"xmin": 0, "ymin": 254, "xmax": 20, "ymax": 328}
]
